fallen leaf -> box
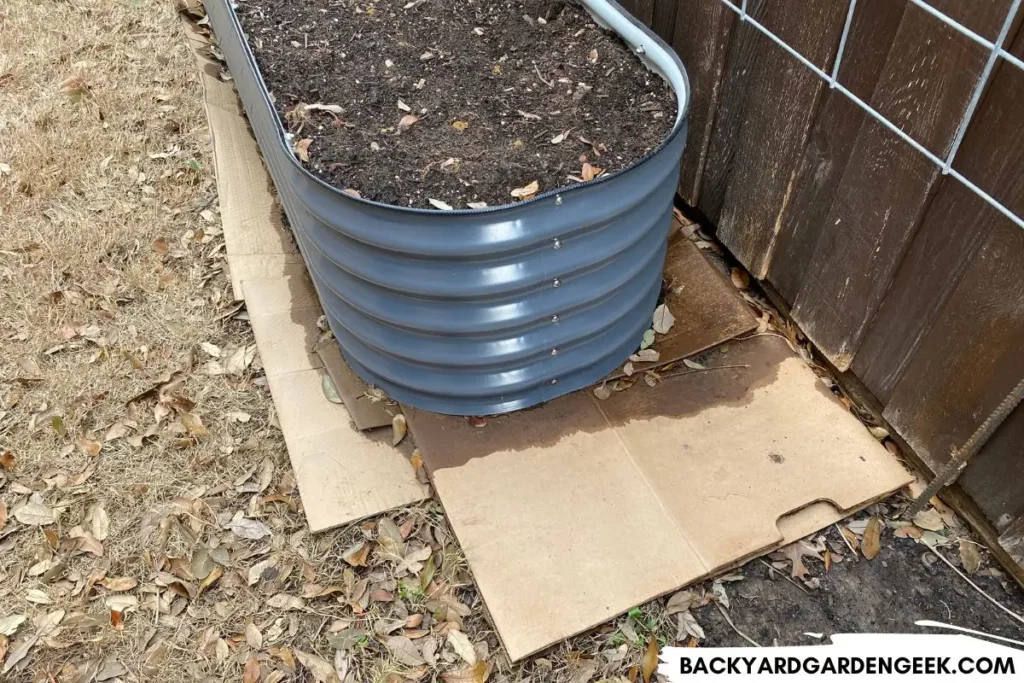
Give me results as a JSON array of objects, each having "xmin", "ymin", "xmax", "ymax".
[
  {"xmin": 730, "ymin": 268, "xmax": 750, "ymax": 290},
  {"xmin": 69, "ymin": 526, "xmax": 104, "ymax": 556},
  {"xmin": 295, "ymin": 650, "xmax": 341, "ymax": 683},
  {"xmin": 197, "ymin": 566, "xmax": 223, "ymax": 596},
  {"xmin": 593, "ymin": 384, "xmax": 612, "ymax": 401},
  {"xmin": 510, "ymin": 181, "xmax": 540, "ymax": 200},
  {"xmin": 588, "ymin": 48, "xmax": 599, "ymax": 64},
  {"xmin": 0, "ymin": 615, "xmax": 26, "ymax": 637},
  {"xmin": 428, "ymin": 198, "xmax": 454, "ymax": 211},
  {"xmin": 98, "ymin": 577, "xmax": 138, "ymax": 592},
  {"xmin": 26, "ymin": 589, "xmax": 53, "ymax": 605},
  {"xmin": 227, "ymin": 518, "xmax": 272, "ymax": 540},
  {"xmin": 452, "ymin": 120, "xmax": 470, "ymax": 131},
  {"xmin": 550, "ymin": 129, "xmax": 572, "ymax": 145},
  {"xmin": 639, "ymin": 328, "xmax": 656, "ymax": 350},
  {"xmin": 392, "ymin": 414, "xmax": 407, "ymax": 446},
  {"xmin": 862, "ymin": 517, "xmax": 883, "ymax": 560},
  {"xmin": 683, "ymin": 359, "xmax": 705, "ymax": 370},
  {"xmin": 295, "ymin": 139, "xmax": 313, "ymax": 162},
  {"xmin": 652, "ymin": 304, "xmax": 676, "ymax": 335},
  {"xmin": 90, "ymin": 503, "xmax": 110, "ymax": 541},
  {"xmin": 581, "ymin": 162, "xmax": 603, "ymax": 181},
  {"xmin": 243, "ymin": 657, "xmax": 262, "ymax": 683},
  {"xmin": 642, "ymin": 635, "xmax": 659, "ymax": 683},
  {"xmin": 342, "ymin": 541, "xmax": 370, "ymax": 567},
  {"xmin": 267, "ymin": 594, "xmax": 305, "ymax": 610},
  {"xmin": 385, "ymin": 635, "xmax": 425, "ymax": 666},
  {"xmin": 466, "ymin": 201, "xmax": 488, "ymax": 210},
  {"xmin": 397, "ymin": 99, "xmax": 412, "ymax": 112},
  {"xmin": 959, "ymin": 540, "xmax": 982, "ymax": 575},
  {"xmin": 246, "ymin": 622, "xmax": 264, "ymax": 650},
  {"xmin": 0, "ymin": 501, "xmax": 7, "ymax": 531},
  {"xmin": 398, "ymin": 114, "xmax": 419, "ymax": 130},
  {"xmin": 447, "ymin": 630, "xmax": 477, "ymax": 666},
  {"xmin": 629, "ymin": 349, "xmax": 660, "ymax": 363},
  {"xmin": 305, "ymin": 103, "xmax": 345, "ymax": 114},
  {"xmin": 913, "ymin": 508, "xmax": 945, "ymax": 532},
  {"xmin": 771, "ymin": 540, "xmax": 822, "ymax": 579},
  {"xmin": 0, "ymin": 450, "xmax": 15, "ymax": 470},
  {"xmin": 13, "ymin": 502, "xmax": 56, "ymax": 526},
  {"xmin": 76, "ymin": 437, "xmax": 102, "ymax": 457}
]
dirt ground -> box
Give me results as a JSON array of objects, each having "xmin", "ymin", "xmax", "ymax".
[
  {"xmin": 236, "ymin": 0, "xmax": 676, "ymax": 209},
  {"xmin": 1, "ymin": 1, "xmax": 1022, "ymax": 683}
]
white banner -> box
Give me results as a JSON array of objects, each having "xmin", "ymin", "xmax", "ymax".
[{"xmin": 659, "ymin": 624, "xmax": 1024, "ymax": 682}]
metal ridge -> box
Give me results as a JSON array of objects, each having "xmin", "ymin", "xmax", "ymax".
[{"xmin": 205, "ymin": 0, "xmax": 691, "ymax": 414}]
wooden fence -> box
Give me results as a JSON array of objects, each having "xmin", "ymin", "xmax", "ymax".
[{"xmin": 621, "ymin": 0, "xmax": 1024, "ymax": 578}]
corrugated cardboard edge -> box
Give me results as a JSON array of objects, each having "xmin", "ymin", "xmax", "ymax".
[{"xmin": 184, "ymin": 17, "xmax": 428, "ymax": 530}]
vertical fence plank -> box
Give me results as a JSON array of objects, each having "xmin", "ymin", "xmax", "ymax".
[
  {"xmin": 788, "ymin": 2, "xmax": 1001, "ymax": 370},
  {"xmin": 670, "ymin": 0, "xmax": 737, "ymax": 205},
  {"xmin": 698, "ymin": 0, "xmax": 849, "ymax": 276},
  {"xmin": 853, "ymin": 23, "xmax": 1024, "ymax": 401},
  {"xmin": 765, "ymin": 0, "xmax": 907, "ymax": 303},
  {"xmin": 651, "ymin": 0, "xmax": 679, "ymax": 43},
  {"xmin": 633, "ymin": 0, "xmax": 655, "ymax": 27},
  {"xmin": 883, "ymin": 219, "xmax": 1024, "ymax": 490}
]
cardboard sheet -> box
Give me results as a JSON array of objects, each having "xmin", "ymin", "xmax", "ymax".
[
  {"xmin": 406, "ymin": 336, "xmax": 912, "ymax": 660},
  {"xmin": 315, "ymin": 340, "xmax": 394, "ymax": 431},
  {"xmin": 189, "ymin": 21, "xmax": 428, "ymax": 531}
]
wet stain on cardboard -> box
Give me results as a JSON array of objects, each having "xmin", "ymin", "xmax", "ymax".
[{"xmin": 408, "ymin": 335, "xmax": 802, "ymax": 471}]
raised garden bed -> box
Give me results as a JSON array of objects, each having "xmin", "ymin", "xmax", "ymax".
[{"xmin": 205, "ymin": 0, "xmax": 689, "ymax": 415}]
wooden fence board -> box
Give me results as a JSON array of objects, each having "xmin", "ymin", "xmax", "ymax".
[
  {"xmin": 853, "ymin": 29, "xmax": 1024, "ymax": 401},
  {"xmin": 632, "ymin": 0, "xmax": 655, "ymax": 27},
  {"xmin": 670, "ymin": 0, "xmax": 736, "ymax": 205},
  {"xmin": 651, "ymin": 0, "xmax": 678, "ymax": 43},
  {"xmin": 789, "ymin": 3, "xmax": 997, "ymax": 370},
  {"xmin": 699, "ymin": 0, "xmax": 848, "ymax": 275},
  {"xmin": 766, "ymin": 0, "xmax": 907, "ymax": 303},
  {"xmin": 960, "ymin": 408, "xmax": 1024, "ymax": 532},
  {"xmin": 883, "ymin": 221, "xmax": 1024, "ymax": 471}
]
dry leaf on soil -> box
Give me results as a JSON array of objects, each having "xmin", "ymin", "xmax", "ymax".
[
  {"xmin": 295, "ymin": 649, "xmax": 341, "ymax": 683},
  {"xmin": 958, "ymin": 540, "xmax": 982, "ymax": 575},
  {"xmin": 447, "ymin": 629, "xmax": 477, "ymax": 666},
  {"xmin": 913, "ymin": 508, "xmax": 945, "ymax": 532},
  {"xmin": 642, "ymin": 635, "xmax": 659, "ymax": 683},
  {"xmin": 771, "ymin": 540, "xmax": 822, "ymax": 579},
  {"xmin": 510, "ymin": 180, "xmax": 540, "ymax": 200},
  {"xmin": 385, "ymin": 635, "xmax": 425, "ymax": 666},
  {"xmin": 13, "ymin": 501, "xmax": 56, "ymax": 526},
  {"xmin": 294, "ymin": 138, "xmax": 313, "ymax": 162},
  {"xmin": 862, "ymin": 517, "xmax": 882, "ymax": 560}
]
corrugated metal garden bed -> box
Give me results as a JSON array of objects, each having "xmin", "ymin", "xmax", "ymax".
[{"xmin": 205, "ymin": 0, "xmax": 690, "ymax": 415}]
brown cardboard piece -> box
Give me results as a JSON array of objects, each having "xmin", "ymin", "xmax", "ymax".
[
  {"xmin": 314, "ymin": 341, "xmax": 394, "ymax": 430},
  {"xmin": 406, "ymin": 335, "xmax": 912, "ymax": 660},
  {"xmin": 188, "ymin": 21, "xmax": 428, "ymax": 531}
]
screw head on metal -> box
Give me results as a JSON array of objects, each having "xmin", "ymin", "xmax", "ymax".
[
  {"xmin": 551, "ymin": 315, "xmax": 559, "ymax": 323},
  {"xmin": 551, "ymin": 379, "xmax": 559, "ymax": 385},
  {"xmin": 550, "ymin": 348, "xmax": 559, "ymax": 356},
  {"xmin": 555, "ymin": 195, "xmax": 564, "ymax": 206},
  {"xmin": 636, "ymin": 45, "xmax": 646, "ymax": 55},
  {"xmin": 552, "ymin": 278, "xmax": 561, "ymax": 288},
  {"xmin": 553, "ymin": 238, "xmax": 562, "ymax": 250}
]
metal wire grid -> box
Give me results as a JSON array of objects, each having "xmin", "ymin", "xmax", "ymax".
[{"xmin": 717, "ymin": 0, "xmax": 1024, "ymax": 231}]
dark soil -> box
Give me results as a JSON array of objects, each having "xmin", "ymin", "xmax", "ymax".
[
  {"xmin": 235, "ymin": 0, "xmax": 677, "ymax": 209},
  {"xmin": 695, "ymin": 518, "xmax": 1024, "ymax": 649}
]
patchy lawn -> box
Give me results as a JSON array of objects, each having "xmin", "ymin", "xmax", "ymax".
[{"xmin": 1, "ymin": 2, "xmax": 1022, "ymax": 682}]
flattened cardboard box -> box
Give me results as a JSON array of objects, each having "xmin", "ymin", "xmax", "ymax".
[
  {"xmin": 407, "ymin": 336, "xmax": 913, "ymax": 660},
  {"xmin": 188, "ymin": 21, "xmax": 429, "ymax": 530}
]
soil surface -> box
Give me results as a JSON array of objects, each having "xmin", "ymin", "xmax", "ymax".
[{"xmin": 236, "ymin": 0, "xmax": 677, "ymax": 209}]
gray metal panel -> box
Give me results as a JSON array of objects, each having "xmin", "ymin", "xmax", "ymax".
[{"xmin": 204, "ymin": 0, "xmax": 690, "ymax": 415}]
